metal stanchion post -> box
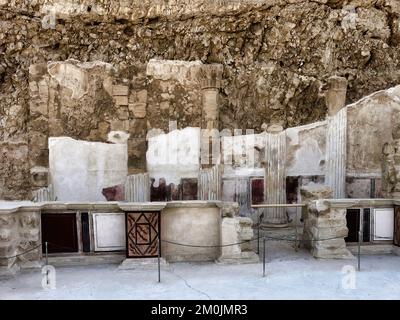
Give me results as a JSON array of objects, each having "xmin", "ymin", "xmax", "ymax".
[
  {"xmin": 45, "ymin": 241, "xmax": 48, "ymax": 266},
  {"xmin": 295, "ymin": 207, "xmax": 298, "ymax": 252},
  {"xmin": 158, "ymin": 236, "xmax": 161, "ymax": 283},
  {"xmin": 257, "ymin": 220, "xmax": 260, "ymax": 255},
  {"xmin": 45, "ymin": 241, "xmax": 49, "ymax": 285},
  {"xmin": 358, "ymin": 231, "xmax": 361, "ymax": 271},
  {"xmin": 263, "ymin": 237, "xmax": 266, "ymax": 277}
]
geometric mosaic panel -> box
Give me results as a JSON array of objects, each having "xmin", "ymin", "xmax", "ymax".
[{"xmin": 126, "ymin": 211, "xmax": 160, "ymax": 258}]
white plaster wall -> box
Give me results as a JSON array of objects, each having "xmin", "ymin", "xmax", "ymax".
[
  {"xmin": 146, "ymin": 127, "xmax": 201, "ymax": 185},
  {"xmin": 221, "ymin": 124, "xmax": 326, "ymax": 178},
  {"xmin": 49, "ymin": 137, "xmax": 128, "ymax": 201},
  {"xmin": 222, "ymin": 133, "xmax": 265, "ymax": 177},
  {"xmin": 286, "ymin": 121, "xmax": 327, "ymax": 176},
  {"xmin": 347, "ymin": 85, "xmax": 400, "ymax": 176}
]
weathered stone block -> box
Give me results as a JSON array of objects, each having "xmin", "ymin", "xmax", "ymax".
[
  {"xmin": 0, "ymin": 228, "xmax": 13, "ymax": 242},
  {"xmin": 220, "ymin": 202, "xmax": 240, "ymax": 218},
  {"xmin": 29, "ymin": 115, "xmax": 49, "ymax": 133},
  {"xmin": 129, "ymin": 119, "xmax": 147, "ymax": 138},
  {"xmin": 98, "ymin": 121, "xmax": 110, "ymax": 138},
  {"xmin": 114, "ymin": 95, "xmax": 128, "ymax": 106},
  {"xmin": 29, "ymin": 148, "xmax": 49, "ymax": 167},
  {"xmin": 19, "ymin": 212, "xmax": 40, "ymax": 229},
  {"xmin": 117, "ymin": 106, "xmax": 129, "ymax": 120},
  {"xmin": 300, "ymin": 184, "xmax": 333, "ymax": 202},
  {"xmin": 309, "ymin": 226, "xmax": 348, "ymax": 239},
  {"xmin": 218, "ymin": 215, "xmax": 258, "ymax": 264},
  {"xmin": 30, "ymin": 166, "xmax": 49, "ymax": 187},
  {"xmin": 29, "ymin": 132, "xmax": 48, "ymax": 150},
  {"xmin": 324, "ymin": 76, "xmax": 348, "ymax": 116},
  {"xmin": 110, "ymin": 119, "xmax": 129, "ymax": 131},
  {"xmin": 129, "ymin": 103, "xmax": 147, "ymax": 118},
  {"xmin": 0, "ymin": 215, "xmax": 17, "ymax": 228},
  {"xmin": 19, "ymin": 229, "xmax": 40, "ymax": 242},
  {"xmin": 113, "ymin": 85, "xmax": 129, "ymax": 96},
  {"xmin": 128, "ymin": 138, "xmax": 147, "ymax": 170}
]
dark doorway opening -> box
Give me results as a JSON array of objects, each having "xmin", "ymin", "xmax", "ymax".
[
  {"xmin": 286, "ymin": 176, "xmax": 299, "ymax": 204},
  {"xmin": 363, "ymin": 208, "xmax": 371, "ymax": 242},
  {"xmin": 345, "ymin": 208, "xmax": 371, "ymax": 243},
  {"xmin": 345, "ymin": 209, "xmax": 360, "ymax": 242},
  {"xmin": 250, "ymin": 178, "xmax": 264, "ymax": 205},
  {"xmin": 41, "ymin": 213, "xmax": 78, "ymax": 253}
]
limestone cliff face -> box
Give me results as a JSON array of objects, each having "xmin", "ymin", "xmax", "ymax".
[{"xmin": 1, "ymin": 0, "xmax": 400, "ymax": 199}]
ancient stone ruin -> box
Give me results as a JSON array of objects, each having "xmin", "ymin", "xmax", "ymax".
[{"xmin": 1, "ymin": 1, "xmax": 400, "ymax": 277}]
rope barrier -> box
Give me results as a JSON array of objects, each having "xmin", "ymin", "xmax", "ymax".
[
  {"xmin": 161, "ymin": 238, "xmax": 259, "ymax": 248},
  {"xmin": 160, "ymin": 233, "xmax": 348, "ymax": 248},
  {"xmin": 0, "ymin": 243, "xmax": 42, "ymax": 260},
  {"xmin": 0, "ymin": 241, "xmax": 79, "ymax": 260},
  {"xmin": 0, "ymin": 235, "xmax": 393, "ymax": 259}
]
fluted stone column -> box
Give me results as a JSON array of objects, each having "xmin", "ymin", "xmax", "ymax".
[
  {"xmin": 264, "ymin": 128, "xmax": 287, "ymax": 225},
  {"xmin": 257, "ymin": 125, "xmax": 288, "ymax": 226},
  {"xmin": 325, "ymin": 76, "xmax": 348, "ymax": 199}
]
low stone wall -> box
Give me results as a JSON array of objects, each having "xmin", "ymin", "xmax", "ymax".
[
  {"xmin": 302, "ymin": 197, "xmax": 400, "ymax": 259},
  {"xmin": 0, "ymin": 200, "xmax": 258, "ymax": 276},
  {"xmin": 0, "ymin": 204, "xmax": 42, "ymax": 276}
]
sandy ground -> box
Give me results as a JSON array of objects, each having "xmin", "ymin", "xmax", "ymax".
[{"xmin": 1, "ymin": 242, "xmax": 400, "ymax": 300}]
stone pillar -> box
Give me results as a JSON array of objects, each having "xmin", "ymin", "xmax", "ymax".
[
  {"xmin": 28, "ymin": 64, "xmax": 51, "ymax": 199},
  {"xmin": 325, "ymin": 76, "xmax": 348, "ymax": 117},
  {"xmin": 324, "ymin": 76, "xmax": 348, "ymax": 199},
  {"xmin": 200, "ymin": 65, "xmax": 223, "ymax": 130},
  {"xmin": 260, "ymin": 126, "xmax": 287, "ymax": 225},
  {"xmin": 300, "ymin": 184, "xmax": 353, "ymax": 259},
  {"xmin": 217, "ymin": 202, "xmax": 259, "ymax": 264}
]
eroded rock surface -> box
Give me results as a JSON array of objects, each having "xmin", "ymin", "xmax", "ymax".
[{"xmin": 1, "ymin": 0, "xmax": 400, "ymax": 199}]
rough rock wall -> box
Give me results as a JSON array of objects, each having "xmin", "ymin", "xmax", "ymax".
[{"xmin": 1, "ymin": 0, "xmax": 400, "ymax": 199}]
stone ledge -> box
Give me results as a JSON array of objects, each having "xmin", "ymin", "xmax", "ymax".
[
  {"xmin": 216, "ymin": 252, "xmax": 259, "ymax": 265},
  {"xmin": 0, "ymin": 200, "xmax": 226, "ymax": 214},
  {"xmin": 119, "ymin": 258, "xmax": 169, "ymax": 270},
  {"xmin": 348, "ymin": 244, "xmax": 395, "ymax": 255},
  {"xmin": 312, "ymin": 247, "xmax": 355, "ymax": 260},
  {"xmin": 48, "ymin": 253, "xmax": 125, "ymax": 267}
]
